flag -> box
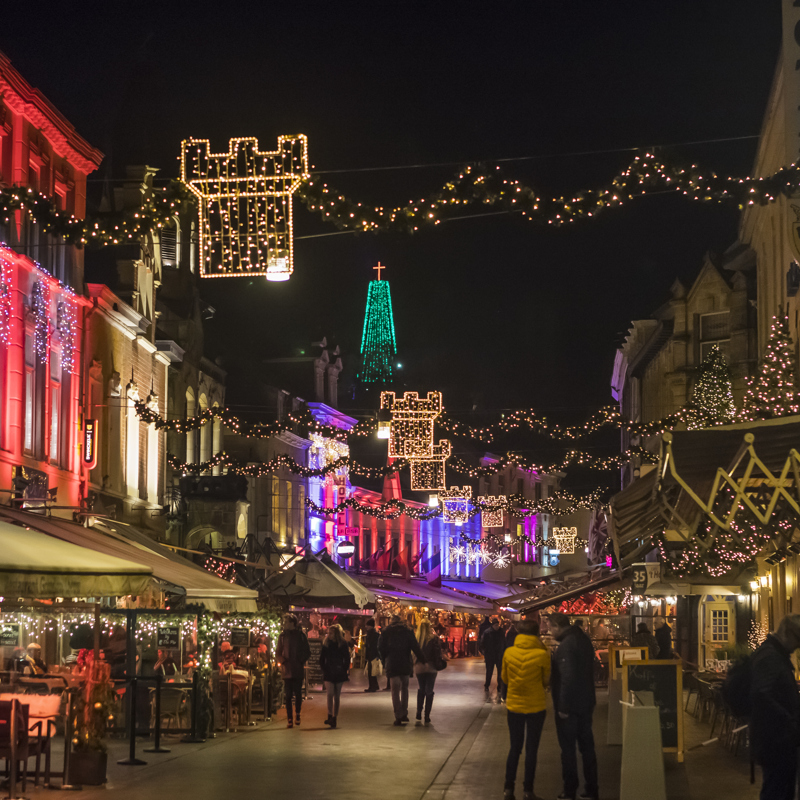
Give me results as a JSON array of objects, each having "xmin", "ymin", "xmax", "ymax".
[
  {"xmin": 423, "ymin": 550, "xmax": 441, "ymax": 588},
  {"xmin": 376, "ymin": 542, "xmax": 396, "ymax": 572},
  {"xmin": 368, "ymin": 545, "xmax": 385, "ymax": 571},
  {"xmin": 588, "ymin": 505, "xmax": 608, "ymax": 565},
  {"xmin": 395, "ymin": 549, "xmax": 411, "ymax": 581},
  {"xmin": 411, "ymin": 543, "xmax": 428, "ymax": 575}
]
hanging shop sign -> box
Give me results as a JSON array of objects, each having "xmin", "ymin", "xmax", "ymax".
[
  {"xmin": 83, "ymin": 419, "xmax": 98, "ymax": 469},
  {"xmin": 336, "ymin": 540, "xmax": 356, "ymax": 559},
  {"xmin": 632, "ymin": 563, "xmax": 662, "ymax": 593}
]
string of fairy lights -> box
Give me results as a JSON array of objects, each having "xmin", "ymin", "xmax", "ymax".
[
  {"xmin": 5, "ymin": 150, "xmax": 800, "ymax": 255},
  {"xmin": 296, "ymin": 152, "xmax": 800, "ymax": 233},
  {"xmin": 305, "ymin": 488, "xmax": 602, "ymax": 522}
]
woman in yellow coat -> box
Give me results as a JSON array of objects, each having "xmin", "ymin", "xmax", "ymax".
[{"xmin": 501, "ymin": 619, "xmax": 551, "ymax": 800}]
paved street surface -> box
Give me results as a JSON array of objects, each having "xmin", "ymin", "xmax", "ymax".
[{"xmin": 59, "ymin": 658, "xmax": 758, "ymax": 800}]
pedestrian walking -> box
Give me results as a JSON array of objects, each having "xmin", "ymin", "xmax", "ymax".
[
  {"xmin": 501, "ymin": 619, "xmax": 550, "ymax": 800},
  {"xmin": 631, "ymin": 622, "xmax": 659, "ymax": 660},
  {"xmin": 414, "ymin": 619, "xmax": 446, "ymax": 725},
  {"xmin": 320, "ymin": 623, "xmax": 351, "ymax": 729},
  {"xmin": 480, "ymin": 617, "xmax": 505, "ymax": 696},
  {"xmin": 750, "ymin": 614, "xmax": 800, "ymax": 800},
  {"xmin": 654, "ymin": 617, "xmax": 674, "ymax": 659},
  {"xmin": 276, "ymin": 613, "xmax": 310, "ymax": 728},
  {"xmin": 364, "ymin": 618, "xmax": 381, "ymax": 692},
  {"xmin": 549, "ymin": 612, "xmax": 598, "ymax": 800},
  {"xmin": 378, "ymin": 614, "xmax": 426, "ymax": 726}
]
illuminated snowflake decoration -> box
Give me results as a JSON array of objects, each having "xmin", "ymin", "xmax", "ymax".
[{"xmin": 448, "ymin": 538, "xmax": 468, "ymax": 564}]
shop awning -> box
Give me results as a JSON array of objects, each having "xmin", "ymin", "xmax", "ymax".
[
  {"xmin": 0, "ymin": 519, "xmax": 152, "ymax": 598},
  {"xmin": 506, "ymin": 571, "xmax": 626, "ymax": 614},
  {"xmin": 0, "ymin": 509, "xmax": 258, "ymax": 612},
  {"xmin": 371, "ymin": 578, "xmax": 494, "ymax": 614},
  {"xmin": 441, "ymin": 579, "xmax": 525, "ymax": 604},
  {"xmin": 264, "ymin": 551, "xmax": 375, "ymax": 609}
]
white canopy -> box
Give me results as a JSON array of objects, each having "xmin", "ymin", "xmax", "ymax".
[{"xmin": 0, "ymin": 519, "xmax": 152, "ymax": 598}]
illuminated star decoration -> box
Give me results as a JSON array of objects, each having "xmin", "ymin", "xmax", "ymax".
[{"xmin": 180, "ymin": 135, "xmax": 309, "ymax": 281}]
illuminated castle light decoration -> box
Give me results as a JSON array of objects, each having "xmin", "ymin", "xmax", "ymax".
[
  {"xmin": 180, "ymin": 135, "xmax": 309, "ymax": 281},
  {"xmin": 552, "ymin": 526, "xmax": 578, "ymax": 554},
  {"xmin": 409, "ymin": 441, "xmax": 451, "ymax": 491},
  {"xmin": 440, "ymin": 486, "xmax": 472, "ymax": 524},
  {"xmin": 380, "ymin": 390, "xmax": 451, "ymax": 490},
  {"xmin": 358, "ymin": 262, "xmax": 397, "ymax": 384},
  {"xmin": 479, "ymin": 495, "xmax": 505, "ymax": 528}
]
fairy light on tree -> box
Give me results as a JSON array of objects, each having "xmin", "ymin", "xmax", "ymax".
[
  {"xmin": 740, "ymin": 313, "xmax": 800, "ymax": 421},
  {"xmin": 685, "ymin": 345, "xmax": 736, "ymax": 429},
  {"xmin": 358, "ymin": 263, "xmax": 397, "ymax": 384}
]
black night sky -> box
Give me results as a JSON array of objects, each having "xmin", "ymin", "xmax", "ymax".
[{"xmin": 0, "ymin": 1, "xmax": 782, "ymax": 429}]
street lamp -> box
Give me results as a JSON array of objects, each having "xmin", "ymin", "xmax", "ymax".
[{"xmin": 376, "ymin": 408, "xmax": 391, "ymax": 439}]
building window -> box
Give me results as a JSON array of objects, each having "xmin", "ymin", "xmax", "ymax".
[
  {"xmin": 710, "ymin": 608, "xmax": 730, "ymax": 643},
  {"xmin": 23, "ymin": 334, "xmax": 35, "ymax": 454},
  {"xmin": 283, "ymin": 480, "xmax": 292, "ymax": 540},
  {"xmin": 699, "ymin": 311, "xmax": 730, "ymax": 361},
  {"xmin": 126, "ymin": 385, "xmax": 140, "ymax": 498},
  {"xmin": 49, "ymin": 351, "xmax": 60, "ymax": 464},
  {"xmin": 271, "ymin": 476, "xmax": 280, "ymax": 536}
]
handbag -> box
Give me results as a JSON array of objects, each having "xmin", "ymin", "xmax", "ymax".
[{"xmin": 433, "ymin": 639, "xmax": 447, "ymax": 671}]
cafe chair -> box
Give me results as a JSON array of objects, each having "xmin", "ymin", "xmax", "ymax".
[
  {"xmin": 152, "ymin": 688, "xmax": 187, "ymax": 730},
  {"xmin": 683, "ymin": 672, "xmax": 700, "ymax": 714}
]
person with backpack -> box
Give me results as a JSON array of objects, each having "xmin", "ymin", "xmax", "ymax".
[
  {"xmin": 749, "ymin": 614, "xmax": 800, "ymax": 800},
  {"xmin": 414, "ymin": 619, "xmax": 446, "ymax": 725},
  {"xmin": 320, "ymin": 624, "xmax": 351, "ymax": 729}
]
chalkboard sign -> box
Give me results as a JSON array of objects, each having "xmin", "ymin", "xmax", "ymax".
[
  {"xmin": 306, "ymin": 639, "xmax": 324, "ymax": 690},
  {"xmin": 0, "ymin": 624, "xmax": 19, "ymax": 647},
  {"xmin": 157, "ymin": 626, "xmax": 180, "ymax": 648},
  {"xmin": 623, "ymin": 660, "xmax": 684, "ymax": 758},
  {"xmin": 229, "ymin": 627, "xmax": 250, "ymax": 648}
]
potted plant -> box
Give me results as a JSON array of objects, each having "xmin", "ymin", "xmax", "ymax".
[{"xmin": 69, "ymin": 652, "xmax": 113, "ymax": 785}]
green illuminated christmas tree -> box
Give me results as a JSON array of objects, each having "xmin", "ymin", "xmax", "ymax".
[
  {"xmin": 739, "ymin": 313, "xmax": 800, "ymax": 421},
  {"xmin": 358, "ymin": 264, "xmax": 397, "ymax": 384},
  {"xmin": 685, "ymin": 345, "xmax": 736, "ymax": 429}
]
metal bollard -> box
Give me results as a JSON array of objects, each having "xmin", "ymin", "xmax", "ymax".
[
  {"xmin": 144, "ymin": 674, "xmax": 171, "ymax": 753},
  {"xmin": 117, "ymin": 677, "xmax": 146, "ymax": 765},
  {"xmin": 181, "ymin": 670, "xmax": 206, "ymax": 743}
]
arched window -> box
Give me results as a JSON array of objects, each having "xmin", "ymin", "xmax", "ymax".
[
  {"xmin": 212, "ymin": 401, "xmax": 222, "ymax": 476},
  {"xmin": 198, "ymin": 393, "xmax": 210, "ymax": 472}
]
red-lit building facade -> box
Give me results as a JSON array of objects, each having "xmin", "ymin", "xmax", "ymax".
[{"xmin": 0, "ymin": 52, "xmax": 103, "ymax": 515}]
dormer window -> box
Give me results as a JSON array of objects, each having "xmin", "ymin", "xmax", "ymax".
[{"xmin": 699, "ymin": 311, "xmax": 730, "ymax": 360}]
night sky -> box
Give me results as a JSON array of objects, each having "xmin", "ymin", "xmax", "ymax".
[{"xmin": 1, "ymin": 2, "xmax": 782, "ymax": 428}]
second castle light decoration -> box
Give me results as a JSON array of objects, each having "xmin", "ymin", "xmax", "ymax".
[
  {"xmin": 180, "ymin": 135, "xmax": 309, "ymax": 281},
  {"xmin": 380, "ymin": 390, "xmax": 451, "ymax": 490}
]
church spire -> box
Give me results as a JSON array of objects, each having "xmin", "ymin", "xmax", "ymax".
[{"xmin": 358, "ymin": 263, "xmax": 397, "ymax": 385}]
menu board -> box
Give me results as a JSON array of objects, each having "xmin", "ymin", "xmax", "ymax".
[
  {"xmin": 623, "ymin": 660, "xmax": 683, "ymax": 758},
  {"xmin": 306, "ymin": 639, "xmax": 324, "ymax": 689},
  {"xmin": 157, "ymin": 626, "xmax": 180, "ymax": 648},
  {"xmin": 0, "ymin": 624, "xmax": 19, "ymax": 647},
  {"xmin": 229, "ymin": 628, "xmax": 250, "ymax": 648}
]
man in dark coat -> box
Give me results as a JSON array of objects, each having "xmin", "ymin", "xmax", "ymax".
[
  {"xmin": 276, "ymin": 613, "xmax": 311, "ymax": 727},
  {"xmin": 549, "ymin": 613, "xmax": 598, "ymax": 800},
  {"xmin": 750, "ymin": 614, "xmax": 800, "ymax": 800},
  {"xmin": 378, "ymin": 615, "xmax": 426, "ymax": 725},
  {"xmin": 631, "ymin": 622, "xmax": 659, "ymax": 660},
  {"xmin": 480, "ymin": 618, "xmax": 505, "ymax": 695},
  {"xmin": 654, "ymin": 618, "xmax": 674, "ymax": 659},
  {"xmin": 364, "ymin": 618, "xmax": 381, "ymax": 692}
]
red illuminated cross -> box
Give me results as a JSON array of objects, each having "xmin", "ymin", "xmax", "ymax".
[{"xmin": 373, "ymin": 261, "xmax": 385, "ymax": 281}]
